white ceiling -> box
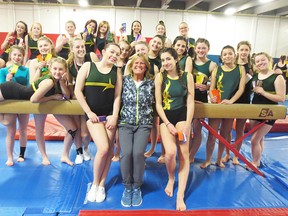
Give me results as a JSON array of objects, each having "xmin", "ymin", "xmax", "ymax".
[{"xmin": 2, "ymin": 0, "xmax": 288, "ymax": 16}]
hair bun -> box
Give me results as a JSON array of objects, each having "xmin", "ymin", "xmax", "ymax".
[{"xmin": 159, "ymin": 20, "xmax": 164, "ymax": 25}]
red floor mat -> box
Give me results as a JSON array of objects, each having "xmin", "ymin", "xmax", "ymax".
[
  {"xmin": 79, "ymin": 208, "xmax": 288, "ymax": 216},
  {"xmin": 15, "ymin": 115, "xmax": 66, "ymax": 140}
]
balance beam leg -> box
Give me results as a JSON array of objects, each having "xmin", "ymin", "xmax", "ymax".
[{"xmin": 200, "ymin": 120, "xmax": 265, "ymax": 177}]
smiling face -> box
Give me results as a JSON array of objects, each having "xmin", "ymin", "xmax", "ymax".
[
  {"xmin": 72, "ymin": 39, "xmax": 86, "ymax": 58},
  {"xmin": 99, "ymin": 24, "xmax": 108, "ymax": 34},
  {"xmin": 179, "ymin": 23, "xmax": 189, "ymax": 37},
  {"xmin": 135, "ymin": 43, "xmax": 149, "ymax": 55},
  {"xmin": 255, "ymin": 54, "xmax": 270, "ymax": 72},
  {"xmin": 102, "ymin": 44, "xmax": 121, "ymax": 65},
  {"xmin": 237, "ymin": 44, "xmax": 250, "ymax": 62},
  {"xmin": 132, "ymin": 57, "xmax": 147, "ymax": 78},
  {"xmin": 195, "ymin": 42, "xmax": 209, "ymax": 58},
  {"xmin": 161, "ymin": 51, "xmax": 177, "ymax": 72},
  {"xmin": 221, "ymin": 47, "xmax": 236, "ymax": 65},
  {"xmin": 65, "ymin": 21, "xmax": 76, "ymax": 36},
  {"xmin": 132, "ymin": 21, "xmax": 141, "ymax": 35},
  {"xmin": 119, "ymin": 42, "xmax": 130, "ymax": 60},
  {"xmin": 31, "ymin": 23, "xmax": 42, "ymax": 36},
  {"xmin": 150, "ymin": 37, "xmax": 163, "ymax": 52},
  {"xmin": 50, "ymin": 61, "xmax": 66, "ymax": 80},
  {"xmin": 173, "ymin": 39, "xmax": 186, "ymax": 56},
  {"xmin": 10, "ymin": 48, "xmax": 24, "ymax": 65},
  {"xmin": 86, "ymin": 22, "xmax": 96, "ymax": 33},
  {"xmin": 16, "ymin": 22, "xmax": 27, "ymax": 37},
  {"xmin": 38, "ymin": 39, "xmax": 52, "ymax": 55},
  {"xmin": 156, "ymin": 24, "xmax": 165, "ymax": 36}
]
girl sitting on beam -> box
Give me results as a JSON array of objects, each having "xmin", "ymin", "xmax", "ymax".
[{"xmin": 0, "ymin": 57, "xmax": 82, "ymax": 166}]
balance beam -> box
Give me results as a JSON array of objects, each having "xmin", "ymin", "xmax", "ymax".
[{"xmin": 0, "ymin": 100, "xmax": 286, "ymax": 119}]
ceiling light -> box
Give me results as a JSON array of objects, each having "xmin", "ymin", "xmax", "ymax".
[
  {"xmin": 259, "ymin": 0, "xmax": 273, "ymax": 3},
  {"xmin": 224, "ymin": 7, "xmax": 236, "ymax": 15},
  {"xmin": 79, "ymin": 0, "xmax": 88, "ymax": 7}
]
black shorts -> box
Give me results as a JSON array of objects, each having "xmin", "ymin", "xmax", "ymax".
[
  {"xmin": 0, "ymin": 52, "xmax": 9, "ymax": 63},
  {"xmin": 160, "ymin": 106, "xmax": 187, "ymax": 126},
  {"xmin": 253, "ymin": 119, "xmax": 276, "ymax": 126},
  {"xmin": 0, "ymin": 82, "xmax": 33, "ymax": 100},
  {"xmin": 84, "ymin": 107, "xmax": 113, "ymax": 121}
]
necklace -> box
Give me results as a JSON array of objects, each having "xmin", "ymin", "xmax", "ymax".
[{"xmin": 73, "ymin": 58, "xmax": 84, "ymax": 75}]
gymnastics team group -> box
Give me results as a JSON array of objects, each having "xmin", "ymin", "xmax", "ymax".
[{"xmin": 0, "ymin": 18, "xmax": 286, "ymax": 211}]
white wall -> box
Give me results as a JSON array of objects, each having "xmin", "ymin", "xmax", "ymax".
[{"xmin": 0, "ymin": 3, "xmax": 287, "ymax": 57}]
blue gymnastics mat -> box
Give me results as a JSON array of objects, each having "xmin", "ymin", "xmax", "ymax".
[{"xmin": 0, "ymin": 117, "xmax": 287, "ymax": 215}]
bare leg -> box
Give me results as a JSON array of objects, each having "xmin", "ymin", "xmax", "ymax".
[
  {"xmin": 232, "ymin": 118, "xmax": 247, "ymax": 165},
  {"xmin": 189, "ymin": 119, "xmax": 202, "ymax": 163},
  {"xmin": 2, "ymin": 114, "xmax": 17, "ymax": 166},
  {"xmin": 17, "ymin": 114, "xmax": 29, "ymax": 162},
  {"xmin": 98, "ymin": 126, "xmax": 116, "ymax": 187},
  {"xmin": 250, "ymin": 120, "xmax": 272, "ymax": 167},
  {"xmin": 175, "ymin": 122, "xmax": 190, "ymax": 211},
  {"xmin": 200, "ymin": 118, "xmax": 221, "ymax": 169},
  {"xmin": 157, "ymin": 140, "xmax": 166, "ymax": 164},
  {"xmin": 112, "ymin": 129, "xmax": 120, "ymax": 162},
  {"xmin": 87, "ymin": 121, "xmax": 116, "ymax": 187},
  {"xmin": 145, "ymin": 116, "xmax": 159, "ymax": 157},
  {"xmin": 55, "ymin": 114, "xmax": 81, "ymax": 166},
  {"xmin": 34, "ymin": 114, "xmax": 50, "ymax": 165},
  {"xmin": 160, "ymin": 123, "xmax": 177, "ymax": 197},
  {"xmin": 216, "ymin": 119, "xmax": 234, "ymax": 168},
  {"xmin": 81, "ymin": 115, "xmax": 91, "ymax": 151}
]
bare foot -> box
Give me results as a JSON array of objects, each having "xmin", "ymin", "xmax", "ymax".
[
  {"xmin": 157, "ymin": 155, "xmax": 165, "ymax": 164},
  {"xmin": 42, "ymin": 157, "xmax": 51, "ymax": 166},
  {"xmin": 176, "ymin": 196, "xmax": 186, "ymax": 211},
  {"xmin": 164, "ymin": 178, "xmax": 174, "ymax": 197},
  {"xmin": 221, "ymin": 154, "xmax": 230, "ymax": 163},
  {"xmin": 245, "ymin": 162, "xmax": 259, "ymax": 170},
  {"xmin": 216, "ymin": 161, "xmax": 225, "ymax": 168},
  {"xmin": 61, "ymin": 156, "xmax": 74, "ymax": 166},
  {"xmin": 232, "ymin": 157, "xmax": 240, "ymax": 165},
  {"xmin": 144, "ymin": 149, "xmax": 155, "ymax": 158},
  {"xmin": 17, "ymin": 157, "xmax": 25, "ymax": 163},
  {"xmin": 112, "ymin": 155, "xmax": 120, "ymax": 162},
  {"xmin": 200, "ymin": 160, "xmax": 211, "ymax": 169},
  {"xmin": 6, "ymin": 159, "xmax": 14, "ymax": 166}
]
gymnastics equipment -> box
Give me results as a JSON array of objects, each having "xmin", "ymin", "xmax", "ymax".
[
  {"xmin": 0, "ymin": 100, "xmax": 286, "ymax": 119},
  {"xmin": 0, "ymin": 100, "xmax": 286, "ymax": 177}
]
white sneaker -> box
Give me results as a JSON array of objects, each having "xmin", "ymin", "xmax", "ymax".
[
  {"xmin": 95, "ymin": 186, "xmax": 106, "ymax": 203},
  {"xmin": 87, "ymin": 184, "xmax": 98, "ymax": 202},
  {"xmin": 75, "ymin": 154, "xmax": 84, "ymax": 164},
  {"xmin": 83, "ymin": 149, "xmax": 91, "ymax": 161}
]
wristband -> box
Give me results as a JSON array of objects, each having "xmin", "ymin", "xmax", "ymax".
[{"xmin": 166, "ymin": 122, "xmax": 171, "ymax": 127}]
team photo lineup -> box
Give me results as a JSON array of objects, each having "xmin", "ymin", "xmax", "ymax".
[{"xmin": 0, "ymin": 18, "xmax": 287, "ymax": 211}]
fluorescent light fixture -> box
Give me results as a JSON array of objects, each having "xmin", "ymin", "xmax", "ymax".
[
  {"xmin": 259, "ymin": 0, "xmax": 273, "ymax": 3},
  {"xmin": 79, "ymin": 0, "xmax": 89, "ymax": 7},
  {"xmin": 224, "ymin": 7, "xmax": 236, "ymax": 15}
]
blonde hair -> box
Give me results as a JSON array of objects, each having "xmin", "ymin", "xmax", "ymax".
[
  {"xmin": 253, "ymin": 52, "xmax": 272, "ymax": 62},
  {"xmin": 37, "ymin": 36, "xmax": 57, "ymax": 57},
  {"xmin": 49, "ymin": 57, "xmax": 68, "ymax": 72},
  {"xmin": 9, "ymin": 45, "xmax": 25, "ymax": 61},
  {"xmin": 48, "ymin": 57, "xmax": 68, "ymax": 91},
  {"xmin": 127, "ymin": 53, "xmax": 151, "ymax": 78},
  {"xmin": 67, "ymin": 37, "xmax": 86, "ymax": 68},
  {"xmin": 65, "ymin": 20, "xmax": 76, "ymax": 28},
  {"xmin": 29, "ymin": 22, "xmax": 43, "ymax": 37}
]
